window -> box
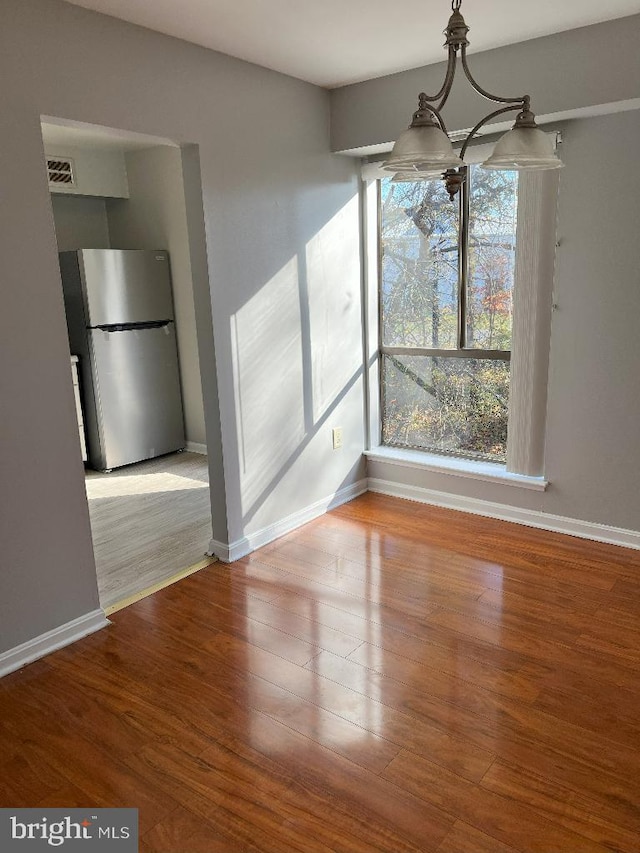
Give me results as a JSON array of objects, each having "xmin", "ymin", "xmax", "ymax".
[
  {"xmin": 379, "ymin": 165, "xmax": 518, "ymax": 463},
  {"xmin": 363, "ymin": 142, "xmax": 559, "ymax": 482}
]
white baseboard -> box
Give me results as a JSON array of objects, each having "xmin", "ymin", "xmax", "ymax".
[
  {"xmin": 368, "ymin": 477, "xmax": 640, "ymax": 551},
  {"xmin": 185, "ymin": 442, "xmax": 207, "ymax": 455},
  {"xmin": 207, "ymin": 537, "xmax": 235, "ymax": 563},
  {"xmin": 208, "ymin": 478, "xmax": 368, "ymax": 562},
  {"xmin": 0, "ymin": 609, "xmax": 110, "ymax": 679}
]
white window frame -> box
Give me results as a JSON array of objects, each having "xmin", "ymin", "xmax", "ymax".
[{"xmin": 362, "ymin": 139, "xmax": 560, "ymax": 490}]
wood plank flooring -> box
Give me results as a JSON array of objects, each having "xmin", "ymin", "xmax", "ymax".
[
  {"xmin": 85, "ymin": 451, "xmax": 212, "ymax": 608},
  {"xmin": 2, "ymin": 492, "xmax": 640, "ymax": 852}
]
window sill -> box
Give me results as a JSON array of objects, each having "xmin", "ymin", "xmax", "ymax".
[{"xmin": 364, "ymin": 447, "xmax": 548, "ymax": 491}]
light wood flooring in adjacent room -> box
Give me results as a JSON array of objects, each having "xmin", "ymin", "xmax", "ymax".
[
  {"xmin": 2, "ymin": 492, "xmax": 640, "ymax": 852},
  {"xmin": 85, "ymin": 451, "xmax": 213, "ymax": 609}
]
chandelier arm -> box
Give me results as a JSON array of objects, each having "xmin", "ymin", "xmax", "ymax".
[
  {"xmin": 459, "ymin": 104, "xmax": 523, "ymax": 160},
  {"xmin": 460, "ymin": 45, "xmax": 528, "ymax": 106},
  {"xmin": 420, "ymin": 45, "xmax": 458, "ymax": 105},
  {"xmin": 435, "ymin": 46, "xmax": 458, "ymax": 113},
  {"xmin": 426, "ymin": 104, "xmax": 450, "ymax": 137}
]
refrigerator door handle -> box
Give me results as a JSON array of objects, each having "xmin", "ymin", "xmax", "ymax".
[{"xmin": 92, "ymin": 320, "xmax": 172, "ymax": 332}]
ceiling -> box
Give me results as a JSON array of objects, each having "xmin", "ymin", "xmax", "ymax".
[{"xmin": 63, "ymin": 0, "xmax": 640, "ymax": 88}]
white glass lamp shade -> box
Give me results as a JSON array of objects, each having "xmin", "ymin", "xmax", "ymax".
[
  {"xmin": 391, "ymin": 169, "xmax": 444, "ymax": 183},
  {"xmin": 482, "ymin": 126, "xmax": 563, "ymax": 171},
  {"xmin": 383, "ymin": 125, "xmax": 463, "ymax": 172}
]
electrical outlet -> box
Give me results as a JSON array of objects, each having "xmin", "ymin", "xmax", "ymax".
[{"xmin": 332, "ymin": 427, "xmax": 343, "ymax": 450}]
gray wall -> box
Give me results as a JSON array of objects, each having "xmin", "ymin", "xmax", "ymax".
[
  {"xmin": 107, "ymin": 146, "xmax": 207, "ymax": 448},
  {"xmin": 362, "ymin": 110, "xmax": 640, "ymax": 531},
  {"xmin": 51, "ymin": 195, "xmax": 111, "ymax": 250},
  {"xmin": 543, "ymin": 111, "xmax": 640, "ymax": 530},
  {"xmin": 330, "ymin": 15, "xmax": 640, "ymax": 153},
  {"xmin": 331, "ymin": 14, "xmax": 640, "ymax": 534},
  {"xmin": 0, "ymin": 0, "xmax": 362, "ymax": 655}
]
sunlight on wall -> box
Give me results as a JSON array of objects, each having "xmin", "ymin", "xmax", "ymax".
[
  {"xmin": 306, "ymin": 196, "xmax": 361, "ymax": 424},
  {"xmin": 231, "ymin": 257, "xmax": 306, "ymax": 512}
]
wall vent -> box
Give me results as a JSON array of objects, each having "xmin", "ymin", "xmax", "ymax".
[{"xmin": 47, "ymin": 157, "xmax": 75, "ymax": 187}]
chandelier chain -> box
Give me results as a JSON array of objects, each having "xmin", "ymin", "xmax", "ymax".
[{"xmin": 452, "ymin": 0, "xmax": 462, "ymax": 11}]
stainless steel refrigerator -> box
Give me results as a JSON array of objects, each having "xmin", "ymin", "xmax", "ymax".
[{"xmin": 59, "ymin": 249, "xmax": 185, "ymax": 472}]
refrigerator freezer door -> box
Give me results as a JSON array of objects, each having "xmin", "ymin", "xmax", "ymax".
[
  {"xmin": 79, "ymin": 249, "xmax": 174, "ymax": 326},
  {"xmin": 87, "ymin": 324, "xmax": 185, "ymax": 470}
]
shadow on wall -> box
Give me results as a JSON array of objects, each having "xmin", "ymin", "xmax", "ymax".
[{"xmin": 227, "ymin": 190, "xmax": 364, "ymax": 528}]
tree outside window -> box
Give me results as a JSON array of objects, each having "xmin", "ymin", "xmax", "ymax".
[{"xmin": 379, "ymin": 165, "xmax": 518, "ymax": 462}]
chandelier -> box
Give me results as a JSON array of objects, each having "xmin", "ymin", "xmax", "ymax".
[{"xmin": 383, "ymin": 0, "xmax": 563, "ymax": 199}]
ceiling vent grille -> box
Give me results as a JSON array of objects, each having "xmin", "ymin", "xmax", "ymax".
[{"xmin": 47, "ymin": 157, "xmax": 75, "ymax": 187}]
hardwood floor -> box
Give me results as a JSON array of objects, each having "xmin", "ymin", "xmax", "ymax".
[{"xmin": 2, "ymin": 492, "xmax": 640, "ymax": 852}]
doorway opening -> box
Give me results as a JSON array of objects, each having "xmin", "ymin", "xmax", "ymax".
[{"xmin": 41, "ymin": 116, "xmax": 217, "ymax": 612}]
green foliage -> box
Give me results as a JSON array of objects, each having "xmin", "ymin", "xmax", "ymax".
[
  {"xmin": 380, "ymin": 167, "xmax": 517, "ymax": 462},
  {"xmin": 383, "ymin": 356, "xmax": 510, "ymax": 462}
]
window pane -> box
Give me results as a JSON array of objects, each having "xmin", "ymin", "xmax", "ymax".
[
  {"xmin": 467, "ymin": 166, "xmax": 518, "ymax": 350},
  {"xmin": 380, "ymin": 177, "xmax": 459, "ymax": 349},
  {"xmin": 382, "ymin": 354, "xmax": 510, "ymax": 462}
]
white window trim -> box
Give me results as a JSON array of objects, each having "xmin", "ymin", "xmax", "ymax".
[
  {"xmin": 365, "ymin": 446, "xmax": 548, "ymax": 490},
  {"xmin": 362, "ymin": 138, "xmax": 560, "ymax": 487}
]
